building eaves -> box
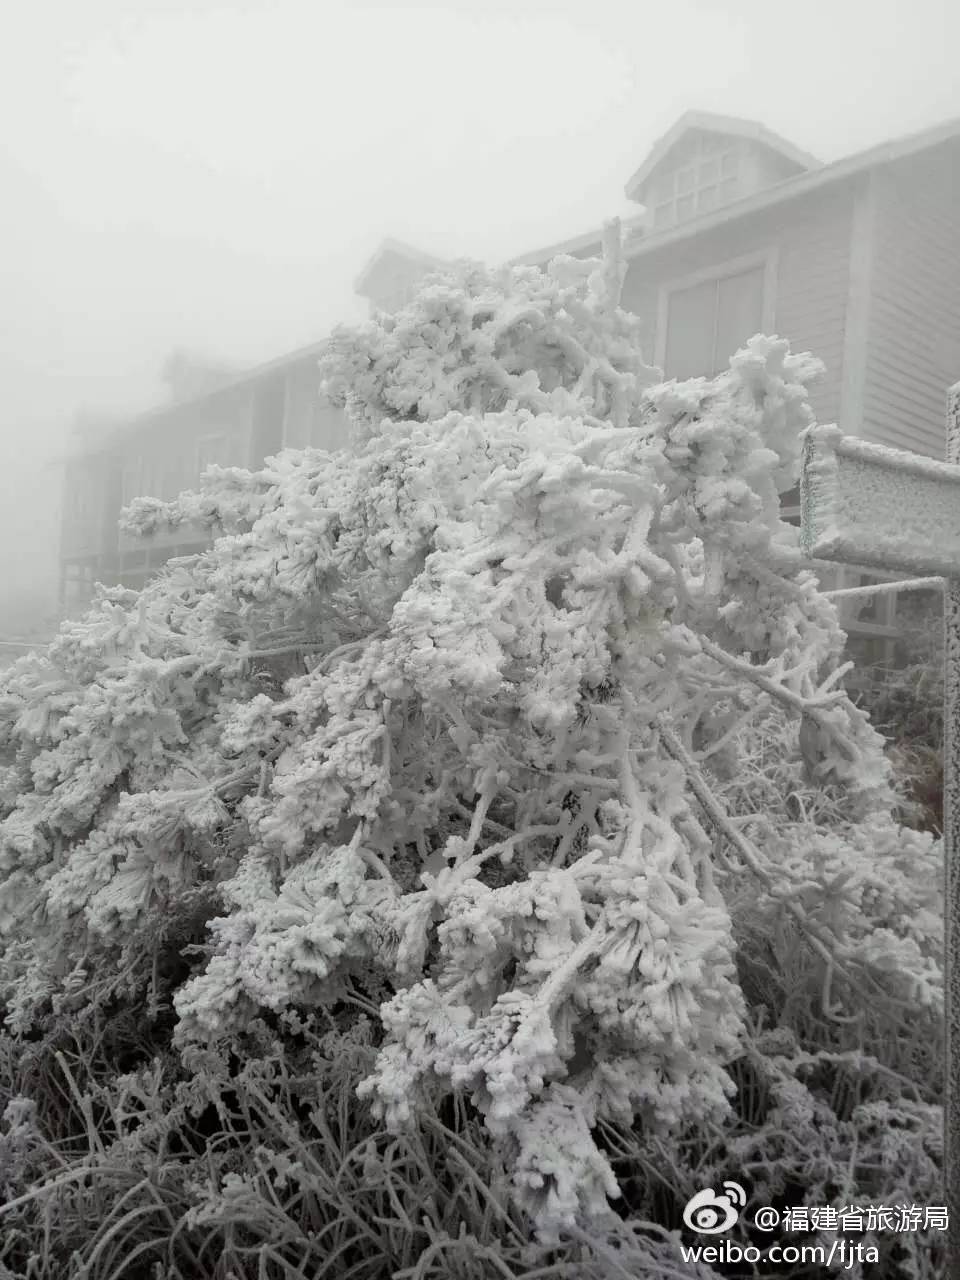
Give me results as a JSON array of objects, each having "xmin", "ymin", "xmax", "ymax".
[
  {"xmin": 507, "ymin": 216, "xmax": 644, "ymax": 268},
  {"xmin": 89, "ymin": 337, "xmax": 333, "ymax": 453},
  {"xmin": 512, "ymin": 114, "xmax": 960, "ymax": 270}
]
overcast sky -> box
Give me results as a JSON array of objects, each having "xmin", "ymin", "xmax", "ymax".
[{"xmin": 2, "ymin": 0, "xmax": 960, "ymax": 618}]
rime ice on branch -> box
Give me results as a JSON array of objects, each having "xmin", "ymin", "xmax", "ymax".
[{"xmin": 0, "ymin": 228, "xmax": 942, "ymax": 1243}]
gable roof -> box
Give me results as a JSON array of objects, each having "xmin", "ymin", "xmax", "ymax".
[
  {"xmin": 623, "ymin": 109, "xmax": 822, "ymax": 202},
  {"xmin": 53, "ymin": 337, "xmax": 336, "ymax": 463},
  {"xmin": 66, "ymin": 243, "xmax": 450, "ymax": 461},
  {"xmin": 65, "ymin": 114, "xmax": 960, "ymax": 464},
  {"xmin": 353, "ymin": 237, "xmax": 448, "ymax": 296},
  {"xmin": 514, "ymin": 113, "xmax": 960, "ymax": 269}
]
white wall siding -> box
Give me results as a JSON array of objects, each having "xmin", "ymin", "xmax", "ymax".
[
  {"xmin": 775, "ymin": 188, "xmax": 854, "ymax": 426},
  {"xmin": 282, "ymin": 360, "xmax": 319, "ymax": 450},
  {"xmin": 284, "ymin": 360, "xmax": 351, "ymax": 452},
  {"xmin": 862, "ymin": 144, "xmax": 960, "ymax": 458},
  {"xmin": 621, "ymin": 183, "xmax": 856, "ymax": 428}
]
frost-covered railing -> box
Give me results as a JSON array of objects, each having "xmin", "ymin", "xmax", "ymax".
[
  {"xmin": 801, "ymin": 389, "xmax": 960, "ymax": 1272},
  {"xmin": 801, "ymin": 426, "xmax": 960, "ymax": 576},
  {"xmin": 785, "ymin": 477, "xmax": 929, "ymax": 662},
  {"xmin": 822, "ymin": 575, "xmax": 945, "ymax": 600}
]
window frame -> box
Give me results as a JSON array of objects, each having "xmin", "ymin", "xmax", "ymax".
[
  {"xmin": 646, "ymin": 142, "xmax": 743, "ymax": 229},
  {"xmin": 801, "ymin": 558, "xmax": 907, "ymax": 668},
  {"xmin": 827, "ymin": 564, "xmax": 901, "ymax": 668},
  {"xmin": 654, "ymin": 248, "xmax": 779, "ymax": 378}
]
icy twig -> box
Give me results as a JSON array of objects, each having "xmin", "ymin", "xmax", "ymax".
[{"xmin": 657, "ymin": 713, "xmax": 866, "ymax": 1022}]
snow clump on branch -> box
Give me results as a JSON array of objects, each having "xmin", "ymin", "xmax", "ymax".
[{"xmin": 0, "ymin": 231, "xmax": 941, "ymax": 1243}]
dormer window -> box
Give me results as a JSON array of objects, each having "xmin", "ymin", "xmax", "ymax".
[
  {"xmin": 625, "ymin": 111, "xmax": 821, "ymax": 224},
  {"xmin": 651, "ymin": 143, "xmax": 743, "ymax": 229}
]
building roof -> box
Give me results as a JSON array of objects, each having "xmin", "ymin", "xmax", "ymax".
[
  {"xmin": 623, "ymin": 109, "xmax": 822, "ymax": 202},
  {"xmin": 66, "ymin": 240, "xmax": 445, "ymax": 459},
  {"xmin": 64, "ymin": 240, "xmax": 443, "ymax": 460},
  {"xmin": 57, "ymin": 336, "xmax": 333, "ymax": 462},
  {"xmin": 353, "ymin": 237, "xmax": 448, "ymax": 296},
  {"xmin": 508, "ymin": 217, "xmax": 639, "ymax": 272},
  {"xmin": 513, "ymin": 113, "xmax": 960, "ymax": 268},
  {"xmin": 65, "ymin": 112, "xmax": 960, "ymax": 463}
]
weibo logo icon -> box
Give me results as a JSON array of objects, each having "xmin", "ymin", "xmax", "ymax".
[{"xmin": 682, "ymin": 1182, "xmax": 748, "ymax": 1234}]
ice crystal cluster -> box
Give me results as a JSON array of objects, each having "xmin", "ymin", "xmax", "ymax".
[{"xmin": 0, "ymin": 231, "xmax": 941, "ymax": 1242}]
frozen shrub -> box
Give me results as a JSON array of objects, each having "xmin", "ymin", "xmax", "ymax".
[{"xmin": 0, "ymin": 228, "xmax": 941, "ymax": 1248}]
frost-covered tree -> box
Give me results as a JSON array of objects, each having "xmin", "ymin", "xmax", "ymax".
[{"xmin": 0, "ymin": 227, "xmax": 942, "ymax": 1244}]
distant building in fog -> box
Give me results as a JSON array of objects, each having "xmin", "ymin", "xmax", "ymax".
[
  {"xmin": 59, "ymin": 110, "xmax": 960, "ymax": 664},
  {"xmin": 58, "ymin": 343, "xmax": 345, "ymax": 608},
  {"xmin": 58, "ymin": 249, "xmax": 446, "ymax": 612},
  {"xmin": 353, "ymin": 239, "xmax": 449, "ymax": 315}
]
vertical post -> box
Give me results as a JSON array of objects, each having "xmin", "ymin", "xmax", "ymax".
[{"xmin": 945, "ymin": 382, "xmax": 960, "ymax": 1272}]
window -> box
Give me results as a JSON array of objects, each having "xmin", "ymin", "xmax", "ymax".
[
  {"xmin": 660, "ymin": 259, "xmax": 769, "ymax": 380},
  {"xmin": 647, "ymin": 141, "xmax": 741, "ymax": 228},
  {"xmin": 826, "ymin": 566, "xmax": 902, "ymax": 669},
  {"xmin": 847, "ymin": 573, "xmax": 886, "ymax": 625}
]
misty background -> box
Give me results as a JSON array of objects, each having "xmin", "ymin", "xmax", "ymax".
[{"xmin": 3, "ymin": 0, "xmax": 960, "ymax": 634}]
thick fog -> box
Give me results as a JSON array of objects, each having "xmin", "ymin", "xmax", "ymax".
[{"xmin": 2, "ymin": 0, "xmax": 959, "ymax": 638}]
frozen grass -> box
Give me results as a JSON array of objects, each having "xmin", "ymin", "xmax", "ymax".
[
  {"xmin": 0, "ymin": 991, "xmax": 944, "ymax": 1279},
  {"xmin": 0, "ymin": 708, "xmax": 945, "ymax": 1280},
  {"xmin": 0, "ymin": 1012, "xmax": 722, "ymax": 1280}
]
